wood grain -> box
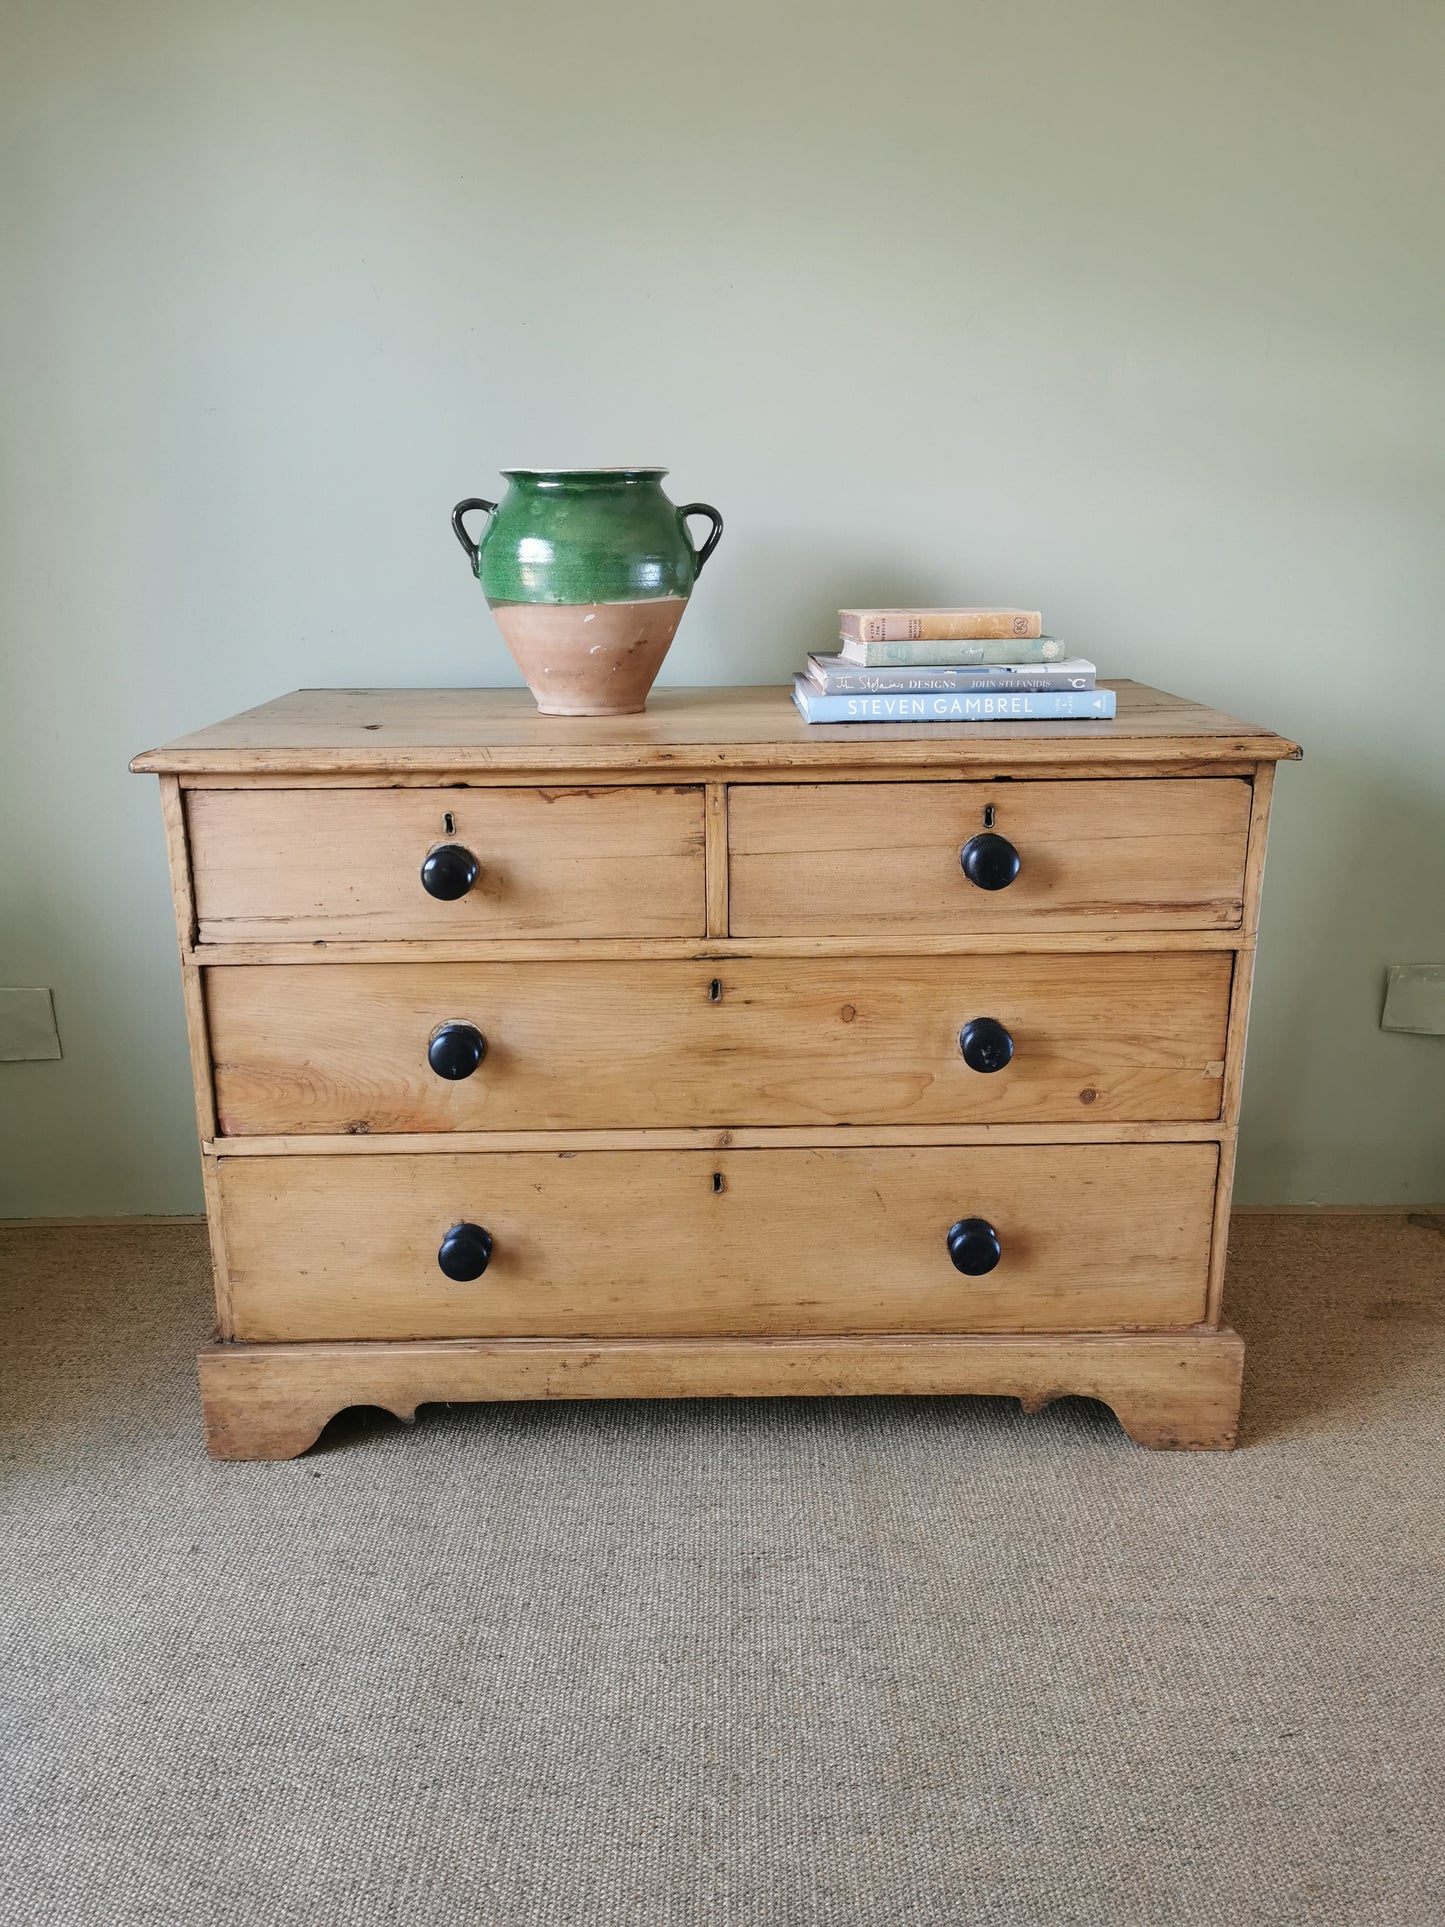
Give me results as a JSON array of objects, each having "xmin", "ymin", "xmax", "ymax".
[
  {"xmin": 158, "ymin": 777, "xmax": 234, "ymax": 1334},
  {"xmin": 729, "ymin": 778, "xmax": 1253, "ymax": 935},
  {"xmin": 205, "ymin": 953, "xmax": 1232, "ymax": 1135},
  {"xmin": 187, "ymin": 784, "xmax": 706, "ymax": 943},
  {"xmin": 1239, "ymin": 762, "xmax": 1276, "ymax": 942},
  {"xmin": 205, "ymin": 1122, "xmax": 1230, "ymax": 1154},
  {"xmin": 198, "ymin": 1327, "xmax": 1247, "ymax": 1458},
  {"xmin": 1205, "ymin": 764, "xmax": 1279, "ymax": 1322},
  {"xmin": 175, "ymin": 757, "xmax": 1277, "ymax": 787},
  {"xmin": 705, "ymin": 781, "xmax": 729, "ymax": 936},
  {"xmin": 131, "ymin": 682, "xmax": 1303, "ymax": 777},
  {"xmin": 159, "ymin": 778, "xmax": 213, "ymax": 1136},
  {"xmin": 189, "ymin": 929, "xmax": 1251, "ymax": 965},
  {"xmin": 219, "ymin": 1143, "xmax": 1218, "ymax": 1342}
]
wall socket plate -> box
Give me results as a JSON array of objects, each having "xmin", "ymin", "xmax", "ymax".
[
  {"xmin": 1381, "ymin": 964, "xmax": 1445, "ymax": 1036},
  {"xmin": 0, "ymin": 987, "xmax": 62, "ymax": 1061}
]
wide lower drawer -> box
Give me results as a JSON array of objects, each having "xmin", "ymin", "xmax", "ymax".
[
  {"xmin": 206, "ymin": 953, "xmax": 1232, "ymax": 1134},
  {"xmin": 728, "ymin": 779, "xmax": 1252, "ymax": 934},
  {"xmin": 219, "ymin": 1144, "xmax": 1218, "ymax": 1340},
  {"xmin": 186, "ymin": 785, "xmax": 706, "ymax": 942}
]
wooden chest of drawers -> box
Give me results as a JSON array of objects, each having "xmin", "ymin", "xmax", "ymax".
[{"xmin": 133, "ymin": 682, "xmax": 1298, "ymax": 1458}]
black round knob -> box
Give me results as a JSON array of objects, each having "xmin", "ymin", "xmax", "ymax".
[
  {"xmin": 959, "ymin": 832, "xmax": 1020, "ymax": 891},
  {"xmin": 427, "ymin": 1022, "xmax": 487, "ymax": 1081},
  {"xmin": 947, "ymin": 1217, "xmax": 1001, "ymax": 1276},
  {"xmin": 959, "ymin": 1017, "xmax": 1014, "ymax": 1074},
  {"xmin": 420, "ymin": 843, "xmax": 480, "ymax": 901},
  {"xmin": 438, "ymin": 1222, "xmax": 493, "ymax": 1281}
]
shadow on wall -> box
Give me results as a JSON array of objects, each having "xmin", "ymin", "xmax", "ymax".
[{"xmin": 1239, "ymin": 750, "xmax": 1445, "ymax": 1204}]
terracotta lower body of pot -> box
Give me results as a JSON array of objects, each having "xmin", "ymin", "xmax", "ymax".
[{"xmin": 488, "ymin": 598, "xmax": 688, "ymax": 716}]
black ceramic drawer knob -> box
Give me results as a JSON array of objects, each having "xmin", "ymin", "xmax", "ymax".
[
  {"xmin": 958, "ymin": 832, "xmax": 1020, "ymax": 891},
  {"xmin": 438, "ymin": 1222, "xmax": 493, "ymax": 1281},
  {"xmin": 420, "ymin": 843, "xmax": 480, "ymax": 901},
  {"xmin": 427, "ymin": 1022, "xmax": 487, "ymax": 1081},
  {"xmin": 947, "ymin": 1217, "xmax": 1002, "ymax": 1276},
  {"xmin": 959, "ymin": 1017, "xmax": 1014, "ymax": 1073}
]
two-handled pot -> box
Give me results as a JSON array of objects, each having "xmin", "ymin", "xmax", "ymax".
[{"xmin": 451, "ymin": 468, "xmax": 722, "ymax": 716}]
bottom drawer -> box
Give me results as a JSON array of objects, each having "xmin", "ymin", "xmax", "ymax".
[{"xmin": 219, "ymin": 1144, "xmax": 1218, "ymax": 1341}]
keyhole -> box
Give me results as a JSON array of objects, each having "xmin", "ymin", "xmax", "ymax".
[
  {"xmin": 443, "ymin": 811, "xmax": 456, "ymax": 835},
  {"xmin": 708, "ymin": 978, "xmax": 722, "ymax": 1002},
  {"xmin": 712, "ymin": 1172, "xmax": 725, "ymax": 1193},
  {"xmin": 983, "ymin": 805, "xmax": 996, "ymax": 829}
]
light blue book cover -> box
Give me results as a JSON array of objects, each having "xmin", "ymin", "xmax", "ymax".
[{"xmin": 791, "ymin": 678, "xmax": 1116, "ymax": 724}]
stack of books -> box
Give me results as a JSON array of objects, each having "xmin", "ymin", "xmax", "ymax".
[{"xmin": 792, "ymin": 608, "xmax": 1114, "ymax": 724}]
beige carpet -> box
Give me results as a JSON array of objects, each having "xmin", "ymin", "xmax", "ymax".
[{"xmin": 1, "ymin": 1215, "xmax": 1441, "ymax": 1926}]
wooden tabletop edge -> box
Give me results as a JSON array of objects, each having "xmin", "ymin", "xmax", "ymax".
[
  {"xmin": 129, "ymin": 683, "xmax": 1302, "ymax": 773},
  {"xmin": 131, "ymin": 736, "xmax": 1303, "ymax": 774}
]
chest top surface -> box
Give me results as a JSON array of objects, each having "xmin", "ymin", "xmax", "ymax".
[{"xmin": 131, "ymin": 681, "xmax": 1300, "ymax": 777}]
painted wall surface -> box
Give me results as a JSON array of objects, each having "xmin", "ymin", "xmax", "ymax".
[{"xmin": 2, "ymin": 0, "xmax": 1442, "ymax": 1214}]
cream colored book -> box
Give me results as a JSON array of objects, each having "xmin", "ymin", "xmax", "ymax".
[{"xmin": 839, "ymin": 607, "xmax": 1043, "ymax": 645}]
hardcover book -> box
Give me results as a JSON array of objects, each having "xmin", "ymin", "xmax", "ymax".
[
  {"xmin": 839, "ymin": 608, "xmax": 1043, "ymax": 644},
  {"xmin": 791, "ymin": 679, "xmax": 1117, "ymax": 725},
  {"xmin": 806, "ymin": 653, "xmax": 1096, "ymax": 695},
  {"xmin": 837, "ymin": 634, "xmax": 1068, "ymax": 668}
]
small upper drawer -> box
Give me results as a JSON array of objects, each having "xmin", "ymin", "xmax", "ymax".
[
  {"xmin": 186, "ymin": 786, "xmax": 706, "ymax": 942},
  {"xmin": 728, "ymin": 779, "xmax": 1252, "ymax": 935}
]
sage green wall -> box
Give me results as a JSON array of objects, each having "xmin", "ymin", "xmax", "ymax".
[{"xmin": 2, "ymin": 0, "xmax": 1442, "ymax": 1215}]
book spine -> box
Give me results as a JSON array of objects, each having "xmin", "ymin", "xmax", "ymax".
[
  {"xmin": 808, "ymin": 663, "xmax": 1094, "ymax": 695},
  {"xmin": 794, "ymin": 687, "xmax": 1117, "ymax": 724},
  {"xmin": 840, "ymin": 610, "xmax": 1043, "ymax": 643},
  {"xmin": 839, "ymin": 636, "xmax": 1068, "ymax": 667}
]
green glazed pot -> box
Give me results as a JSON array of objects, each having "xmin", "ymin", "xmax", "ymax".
[{"xmin": 451, "ymin": 469, "xmax": 723, "ymax": 715}]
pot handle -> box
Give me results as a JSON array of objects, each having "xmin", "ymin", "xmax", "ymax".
[
  {"xmin": 677, "ymin": 502, "xmax": 724, "ymax": 578},
  {"xmin": 451, "ymin": 498, "xmax": 497, "ymax": 574}
]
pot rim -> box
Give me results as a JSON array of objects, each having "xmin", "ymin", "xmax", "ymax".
[{"xmin": 501, "ymin": 466, "xmax": 669, "ymax": 479}]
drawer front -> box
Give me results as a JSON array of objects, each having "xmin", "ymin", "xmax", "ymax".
[
  {"xmin": 220, "ymin": 1144, "xmax": 1217, "ymax": 1340},
  {"xmin": 187, "ymin": 786, "xmax": 706, "ymax": 942},
  {"xmin": 207, "ymin": 953, "xmax": 1232, "ymax": 1134},
  {"xmin": 728, "ymin": 779, "xmax": 1252, "ymax": 935}
]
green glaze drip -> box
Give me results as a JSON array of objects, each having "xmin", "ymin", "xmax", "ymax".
[{"xmin": 477, "ymin": 469, "xmax": 700, "ymax": 605}]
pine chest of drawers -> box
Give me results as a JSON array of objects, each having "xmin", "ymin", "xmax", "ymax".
[{"xmin": 133, "ymin": 682, "xmax": 1299, "ymax": 1458}]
